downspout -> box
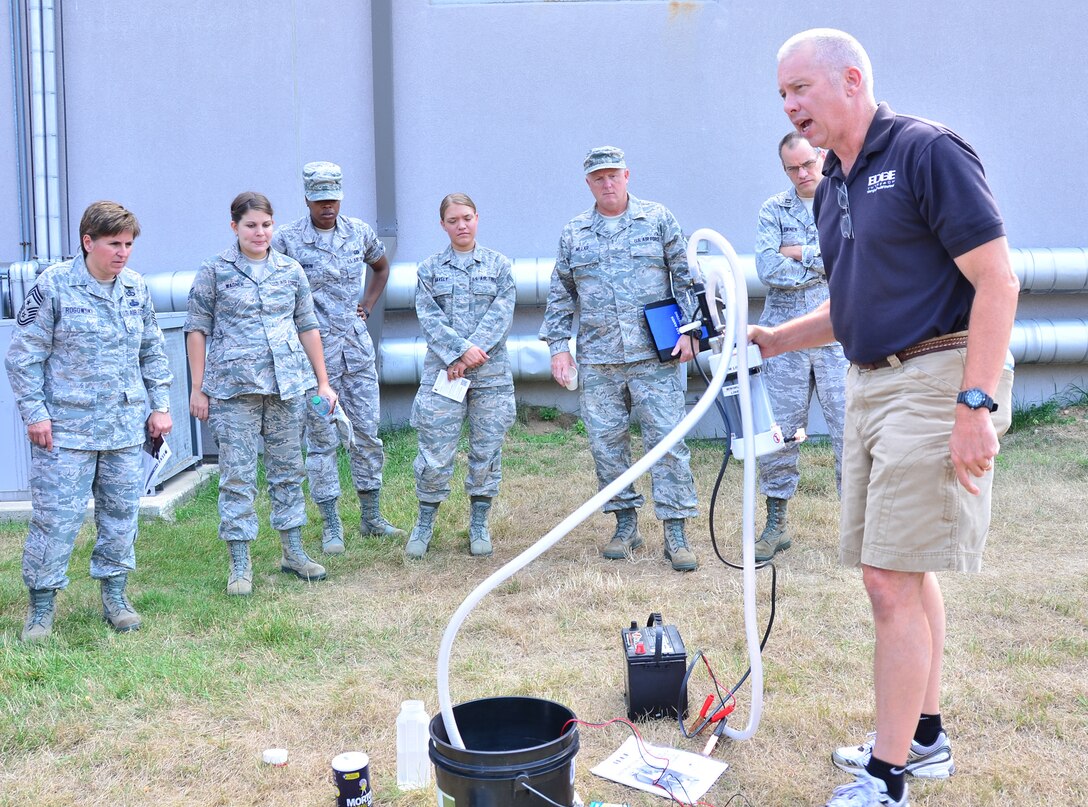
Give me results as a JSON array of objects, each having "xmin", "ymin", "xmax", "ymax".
[
  {"xmin": 27, "ymin": 0, "xmax": 65, "ymax": 262},
  {"xmin": 10, "ymin": 0, "xmax": 32, "ymax": 260},
  {"xmin": 368, "ymin": 0, "xmax": 396, "ymax": 360}
]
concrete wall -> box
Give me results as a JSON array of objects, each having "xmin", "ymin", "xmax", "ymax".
[
  {"xmin": 50, "ymin": 0, "xmax": 378, "ymax": 273},
  {"xmin": 2, "ymin": 1, "xmax": 1083, "ymax": 268},
  {"xmin": 2, "ymin": 1, "xmax": 1085, "ymax": 439}
]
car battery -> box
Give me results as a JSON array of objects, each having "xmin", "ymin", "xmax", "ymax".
[{"xmin": 622, "ymin": 613, "xmax": 688, "ymax": 721}]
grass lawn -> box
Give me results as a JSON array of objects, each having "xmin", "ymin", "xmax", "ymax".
[{"xmin": 1, "ymin": 404, "xmax": 1086, "ymax": 806}]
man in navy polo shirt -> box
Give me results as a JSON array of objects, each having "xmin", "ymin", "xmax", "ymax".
[{"xmin": 751, "ymin": 28, "xmax": 1019, "ymax": 807}]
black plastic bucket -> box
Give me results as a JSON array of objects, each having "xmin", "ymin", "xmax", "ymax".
[{"xmin": 429, "ymin": 696, "xmax": 580, "ymax": 807}]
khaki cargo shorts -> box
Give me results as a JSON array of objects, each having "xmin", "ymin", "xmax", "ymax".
[{"xmin": 839, "ymin": 349, "xmax": 1014, "ymax": 572}]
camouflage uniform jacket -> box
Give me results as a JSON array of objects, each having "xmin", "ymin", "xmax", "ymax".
[
  {"xmin": 539, "ymin": 194, "xmax": 697, "ymax": 364},
  {"xmin": 271, "ymin": 213, "xmax": 385, "ymax": 373},
  {"xmin": 184, "ymin": 243, "xmax": 319, "ymax": 400},
  {"xmin": 755, "ymin": 187, "xmax": 825, "ymax": 288},
  {"xmin": 415, "ymin": 244, "xmax": 515, "ymax": 389},
  {"xmin": 5, "ymin": 254, "xmax": 172, "ymax": 450}
]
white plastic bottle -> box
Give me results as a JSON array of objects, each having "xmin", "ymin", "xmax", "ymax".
[{"xmin": 396, "ymin": 699, "xmax": 431, "ymax": 790}]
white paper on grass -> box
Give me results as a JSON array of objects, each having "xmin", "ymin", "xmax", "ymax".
[
  {"xmin": 590, "ymin": 735, "xmax": 728, "ymax": 804},
  {"xmin": 433, "ymin": 373, "xmax": 471, "ymax": 402}
]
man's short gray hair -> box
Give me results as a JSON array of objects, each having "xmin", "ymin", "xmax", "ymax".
[{"xmin": 778, "ymin": 28, "xmax": 874, "ymax": 98}]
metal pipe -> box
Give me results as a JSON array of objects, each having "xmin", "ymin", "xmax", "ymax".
[
  {"xmin": 1010, "ymin": 318, "xmax": 1088, "ymax": 364},
  {"xmin": 381, "ymin": 254, "xmax": 764, "ymax": 311},
  {"xmin": 1011, "ymin": 248, "xmax": 1088, "ymax": 294},
  {"xmin": 27, "ymin": 0, "xmax": 62, "ymax": 262},
  {"xmin": 377, "ymin": 248, "xmax": 1088, "ymax": 311},
  {"xmin": 375, "ymin": 318, "xmax": 1088, "ymax": 386},
  {"xmin": 10, "ymin": 0, "xmax": 33, "ymax": 261},
  {"xmin": 380, "ymin": 334, "xmax": 557, "ymax": 386},
  {"xmin": 371, "ymin": 0, "xmax": 397, "ymax": 240}
]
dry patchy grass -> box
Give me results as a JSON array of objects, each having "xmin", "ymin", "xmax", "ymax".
[{"xmin": 1, "ymin": 408, "xmax": 1086, "ymax": 806}]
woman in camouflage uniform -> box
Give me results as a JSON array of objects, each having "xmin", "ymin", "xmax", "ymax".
[
  {"xmin": 185, "ymin": 192, "xmax": 336, "ymax": 596},
  {"xmin": 405, "ymin": 193, "xmax": 516, "ymax": 559}
]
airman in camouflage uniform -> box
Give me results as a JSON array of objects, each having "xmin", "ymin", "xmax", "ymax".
[
  {"xmin": 405, "ymin": 193, "xmax": 516, "ymax": 559},
  {"xmin": 753, "ymin": 133, "xmax": 847, "ymax": 561},
  {"xmin": 540, "ymin": 147, "xmax": 700, "ymax": 572},
  {"xmin": 272, "ymin": 162, "xmax": 404, "ymax": 555},
  {"xmin": 6, "ymin": 201, "xmax": 172, "ymax": 641},
  {"xmin": 185, "ymin": 192, "xmax": 337, "ymax": 596}
]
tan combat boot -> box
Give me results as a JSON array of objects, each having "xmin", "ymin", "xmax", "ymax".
[
  {"xmin": 602, "ymin": 508, "xmax": 643, "ymax": 559},
  {"xmin": 279, "ymin": 528, "xmax": 327, "ymax": 581},
  {"xmin": 101, "ymin": 575, "xmax": 142, "ymax": 632}
]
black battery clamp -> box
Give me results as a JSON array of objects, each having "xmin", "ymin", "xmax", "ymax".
[{"xmin": 622, "ymin": 613, "xmax": 689, "ymax": 721}]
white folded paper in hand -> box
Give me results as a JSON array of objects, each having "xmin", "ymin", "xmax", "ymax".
[
  {"xmin": 433, "ymin": 372, "xmax": 470, "ymax": 402},
  {"xmin": 142, "ymin": 435, "xmax": 172, "ymax": 496},
  {"xmin": 330, "ymin": 402, "xmax": 356, "ymax": 450}
]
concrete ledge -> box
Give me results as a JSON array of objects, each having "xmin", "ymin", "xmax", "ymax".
[{"xmin": 0, "ymin": 464, "xmax": 218, "ymax": 524}]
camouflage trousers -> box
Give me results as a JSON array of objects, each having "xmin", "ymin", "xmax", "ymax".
[
  {"xmin": 758, "ymin": 343, "xmax": 847, "ymax": 499},
  {"xmin": 580, "ymin": 359, "xmax": 698, "ymax": 520},
  {"xmin": 410, "ymin": 383, "xmax": 515, "ymax": 502},
  {"xmin": 22, "ymin": 443, "xmax": 142, "ymax": 590},
  {"xmin": 304, "ymin": 350, "xmax": 384, "ymax": 503},
  {"xmin": 210, "ymin": 394, "xmax": 306, "ymax": 543}
]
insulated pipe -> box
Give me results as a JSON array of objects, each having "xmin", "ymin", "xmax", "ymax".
[
  {"xmin": 380, "ymin": 334, "xmax": 559, "ymax": 386},
  {"xmin": 1010, "ymin": 318, "xmax": 1088, "ymax": 364},
  {"xmin": 437, "ymin": 232, "xmax": 750, "ymax": 750},
  {"xmin": 141, "ymin": 248, "xmax": 1088, "ymax": 316},
  {"xmin": 136, "ymin": 269, "xmax": 1088, "ymax": 371},
  {"xmin": 382, "ymin": 255, "xmax": 763, "ymax": 311},
  {"xmin": 371, "ymin": 319, "xmax": 1088, "ymax": 387},
  {"xmin": 145, "ymin": 269, "xmax": 201, "ymax": 314},
  {"xmin": 1011, "ymin": 248, "xmax": 1088, "ymax": 294},
  {"xmin": 379, "ymin": 248, "xmax": 1088, "ymax": 311}
]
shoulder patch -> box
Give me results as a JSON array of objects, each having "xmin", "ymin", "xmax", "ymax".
[{"xmin": 16, "ymin": 285, "xmax": 45, "ymax": 327}]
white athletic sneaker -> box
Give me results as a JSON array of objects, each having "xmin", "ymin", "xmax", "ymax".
[
  {"xmin": 832, "ymin": 731, "xmax": 955, "ymax": 779},
  {"xmin": 824, "ymin": 769, "xmax": 909, "ymax": 806}
]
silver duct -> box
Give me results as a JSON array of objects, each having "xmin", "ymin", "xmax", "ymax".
[
  {"xmin": 377, "ymin": 319, "xmax": 1088, "ymax": 386},
  {"xmin": 1012, "ymin": 248, "xmax": 1088, "ymax": 294},
  {"xmin": 143, "ymin": 247, "xmax": 1088, "ymax": 316},
  {"xmin": 1010, "ymin": 318, "xmax": 1088, "ymax": 364}
]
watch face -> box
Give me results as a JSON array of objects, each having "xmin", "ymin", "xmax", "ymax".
[{"xmin": 965, "ymin": 389, "xmax": 985, "ymax": 407}]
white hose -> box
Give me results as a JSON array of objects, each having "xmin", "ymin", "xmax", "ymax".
[
  {"xmin": 691, "ymin": 228, "xmax": 764, "ymax": 742},
  {"xmin": 437, "ymin": 229, "xmax": 761, "ymax": 749}
]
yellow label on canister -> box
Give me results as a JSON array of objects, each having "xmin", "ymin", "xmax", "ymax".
[{"xmin": 345, "ymin": 772, "xmax": 359, "ymax": 780}]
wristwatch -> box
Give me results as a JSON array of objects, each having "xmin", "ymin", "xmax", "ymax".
[{"xmin": 956, "ymin": 388, "xmax": 998, "ymax": 412}]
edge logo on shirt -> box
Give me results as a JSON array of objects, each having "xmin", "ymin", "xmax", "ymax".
[{"xmin": 867, "ymin": 170, "xmax": 896, "ymax": 193}]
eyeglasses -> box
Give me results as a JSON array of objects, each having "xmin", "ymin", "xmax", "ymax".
[
  {"xmin": 784, "ymin": 159, "xmax": 819, "ymax": 177},
  {"xmin": 837, "ymin": 181, "xmax": 853, "ymax": 240}
]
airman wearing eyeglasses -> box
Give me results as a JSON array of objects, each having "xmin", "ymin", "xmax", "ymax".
[{"xmin": 752, "ymin": 132, "xmax": 848, "ymax": 564}]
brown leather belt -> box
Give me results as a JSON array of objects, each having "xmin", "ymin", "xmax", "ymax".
[{"xmin": 852, "ymin": 332, "xmax": 969, "ymax": 371}]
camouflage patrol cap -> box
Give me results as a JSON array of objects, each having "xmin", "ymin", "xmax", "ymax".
[
  {"xmin": 303, "ymin": 161, "xmax": 344, "ymax": 201},
  {"xmin": 583, "ymin": 146, "xmax": 626, "ymax": 175}
]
